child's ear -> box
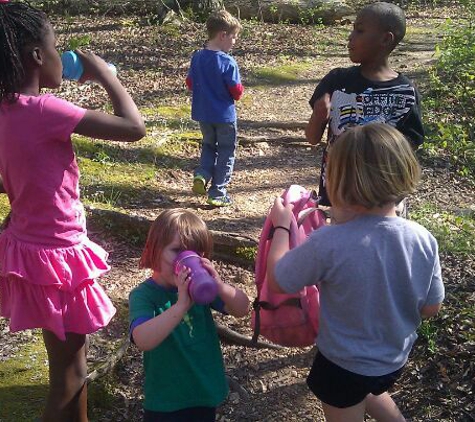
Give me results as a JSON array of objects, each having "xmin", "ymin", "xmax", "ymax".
[
  {"xmin": 30, "ymin": 47, "xmax": 43, "ymax": 66},
  {"xmin": 382, "ymin": 31, "xmax": 395, "ymax": 49}
]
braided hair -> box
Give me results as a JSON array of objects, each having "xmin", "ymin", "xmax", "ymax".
[{"xmin": 0, "ymin": 1, "xmax": 48, "ymax": 103}]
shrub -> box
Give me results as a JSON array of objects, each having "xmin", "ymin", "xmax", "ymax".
[{"xmin": 425, "ymin": 1, "xmax": 475, "ymax": 175}]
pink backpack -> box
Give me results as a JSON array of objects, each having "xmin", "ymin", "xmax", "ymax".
[{"xmin": 251, "ymin": 185, "xmax": 326, "ymax": 347}]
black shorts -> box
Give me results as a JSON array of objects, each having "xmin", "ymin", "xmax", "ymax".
[
  {"xmin": 143, "ymin": 406, "xmax": 216, "ymax": 422},
  {"xmin": 307, "ymin": 352, "xmax": 404, "ymax": 408}
]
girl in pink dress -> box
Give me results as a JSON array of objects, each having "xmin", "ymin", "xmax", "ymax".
[{"xmin": 0, "ymin": 2, "xmax": 146, "ymax": 421}]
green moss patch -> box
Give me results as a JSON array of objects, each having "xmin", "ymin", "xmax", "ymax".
[
  {"xmin": 156, "ymin": 105, "xmax": 191, "ymax": 119},
  {"xmin": 74, "ymin": 133, "xmax": 201, "ymax": 210},
  {"xmin": 0, "ymin": 332, "xmax": 48, "ymax": 421},
  {"xmin": 249, "ymin": 62, "xmax": 314, "ymax": 86}
]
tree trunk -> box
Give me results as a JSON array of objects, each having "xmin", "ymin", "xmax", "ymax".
[
  {"xmin": 224, "ymin": 0, "xmax": 353, "ymax": 24},
  {"xmin": 193, "ymin": 0, "xmax": 225, "ymax": 14}
]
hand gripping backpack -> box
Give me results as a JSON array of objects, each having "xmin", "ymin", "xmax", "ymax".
[{"xmin": 252, "ymin": 185, "xmax": 326, "ymax": 347}]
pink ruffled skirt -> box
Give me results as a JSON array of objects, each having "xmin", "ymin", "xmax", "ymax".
[{"xmin": 0, "ymin": 231, "xmax": 116, "ymax": 341}]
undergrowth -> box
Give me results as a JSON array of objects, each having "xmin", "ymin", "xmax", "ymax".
[{"xmin": 423, "ymin": 1, "xmax": 475, "ymax": 176}]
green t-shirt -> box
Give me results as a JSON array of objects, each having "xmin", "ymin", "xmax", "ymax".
[{"xmin": 129, "ymin": 279, "xmax": 229, "ymax": 412}]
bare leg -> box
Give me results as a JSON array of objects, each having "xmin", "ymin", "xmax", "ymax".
[
  {"xmin": 321, "ymin": 400, "xmax": 366, "ymax": 422},
  {"xmin": 366, "ymin": 393, "xmax": 406, "ymax": 422},
  {"xmin": 41, "ymin": 330, "xmax": 88, "ymax": 422}
]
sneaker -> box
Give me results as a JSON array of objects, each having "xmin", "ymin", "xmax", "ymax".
[
  {"xmin": 207, "ymin": 195, "xmax": 232, "ymax": 207},
  {"xmin": 192, "ymin": 175, "xmax": 207, "ymax": 195}
]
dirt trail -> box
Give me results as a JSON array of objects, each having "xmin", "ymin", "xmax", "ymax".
[
  {"xmin": 131, "ymin": 16, "xmax": 443, "ymax": 242},
  {"xmin": 89, "ymin": 16, "xmax": 458, "ymax": 422}
]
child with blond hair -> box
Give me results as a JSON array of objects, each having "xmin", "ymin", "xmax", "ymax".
[{"xmin": 267, "ymin": 124, "xmax": 443, "ymax": 422}]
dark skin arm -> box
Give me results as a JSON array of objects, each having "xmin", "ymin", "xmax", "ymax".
[
  {"xmin": 305, "ymin": 93, "xmax": 330, "ymax": 145},
  {"xmin": 73, "ymin": 50, "xmax": 146, "ymax": 142}
]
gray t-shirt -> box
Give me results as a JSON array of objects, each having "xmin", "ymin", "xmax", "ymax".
[{"xmin": 275, "ymin": 215, "xmax": 444, "ymax": 376}]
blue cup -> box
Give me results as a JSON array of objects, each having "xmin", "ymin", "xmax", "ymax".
[
  {"xmin": 61, "ymin": 51, "xmax": 117, "ymax": 81},
  {"xmin": 61, "ymin": 51, "xmax": 83, "ymax": 80}
]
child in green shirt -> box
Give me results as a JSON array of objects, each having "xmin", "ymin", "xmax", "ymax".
[{"xmin": 129, "ymin": 209, "xmax": 249, "ymax": 422}]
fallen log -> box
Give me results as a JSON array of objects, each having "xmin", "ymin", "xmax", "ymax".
[
  {"xmin": 238, "ymin": 134, "xmax": 309, "ymax": 147},
  {"xmin": 86, "ymin": 324, "xmax": 281, "ymax": 384},
  {"xmin": 90, "ymin": 347, "xmax": 248, "ymax": 400},
  {"xmin": 239, "ymin": 120, "xmax": 308, "ymax": 130},
  {"xmin": 86, "ymin": 207, "xmax": 257, "ymax": 267},
  {"xmin": 224, "ymin": 0, "xmax": 353, "ymax": 24}
]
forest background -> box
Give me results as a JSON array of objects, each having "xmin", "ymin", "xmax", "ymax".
[{"xmin": 0, "ymin": 0, "xmax": 474, "ymax": 421}]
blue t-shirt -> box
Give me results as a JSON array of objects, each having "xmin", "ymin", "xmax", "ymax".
[
  {"xmin": 187, "ymin": 49, "xmax": 241, "ymax": 123},
  {"xmin": 275, "ymin": 215, "xmax": 444, "ymax": 376}
]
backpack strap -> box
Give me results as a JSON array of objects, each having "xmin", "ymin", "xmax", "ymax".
[
  {"xmin": 252, "ymin": 210, "xmax": 275, "ymax": 345},
  {"xmin": 251, "ymin": 298, "xmax": 261, "ymax": 344},
  {"xmin": 297, "ymin": 207, "xmax": 318, "ymax": 225},
  {"xmin": 251, "ymin": 297, "xmax": 303, "ymax": 344},
  {"xmin": 255, "ymin": 298, "xmax": 302, "ymax": 311}
]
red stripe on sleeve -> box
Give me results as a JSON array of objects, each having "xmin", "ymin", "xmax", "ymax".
[
  {"xmin": 185, "ymin": 76, "xmax": 193, "ymax": 91},
  {"xmin": 229, "ymin": 83, "xmax": 244, "ymax": 101}
]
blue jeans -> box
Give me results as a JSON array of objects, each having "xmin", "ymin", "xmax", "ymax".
[{"xmin": 195, "ymin": 121, "xmax": 237, "ymax": 198}]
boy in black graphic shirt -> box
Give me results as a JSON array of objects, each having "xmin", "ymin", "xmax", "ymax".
[{"xmin": 305, "ymin": 2, "xmax": 424, "ymax": 206}]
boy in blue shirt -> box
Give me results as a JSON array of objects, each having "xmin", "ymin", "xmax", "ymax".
[
  {"xmin": 186, "ymin": 10, "xmax": 244, "ymax": 207},
  {"xmin": 305, "ymin": 2, "xmax": 424, "ymax": 207}
]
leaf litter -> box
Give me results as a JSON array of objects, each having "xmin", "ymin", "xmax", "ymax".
[{"xmin": 1, "ymin": 11, "xmax": 474, "ymax": 422}]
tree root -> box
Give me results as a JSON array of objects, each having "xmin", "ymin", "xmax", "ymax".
[
  {"xmin": 87, "ymin": 337, "xmax": 131, "ymax": 383},
  {"xmin": 85, "ymin": 323, "xmax": 281, "ymax": 383},
  {"xmin": 226, "ymin": 375, "xmax": 249, "ymax": 400},
  {"xmin": 216, "ymin": 323, "xmax": 283, "ymax": 350}
]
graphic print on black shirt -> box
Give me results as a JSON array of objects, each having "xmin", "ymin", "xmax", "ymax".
[
  {"xmin": 309, "ymin": 66, "xmax": 424, "ymax": 205},
  {"xmin": 329, "ymin": 84, "xmax": 416, "ymax": 142}
]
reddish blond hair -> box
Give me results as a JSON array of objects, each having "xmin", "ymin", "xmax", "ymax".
[{"xmin": 139, "ymin": 209, "xmax": 213, "ymax": 271}]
